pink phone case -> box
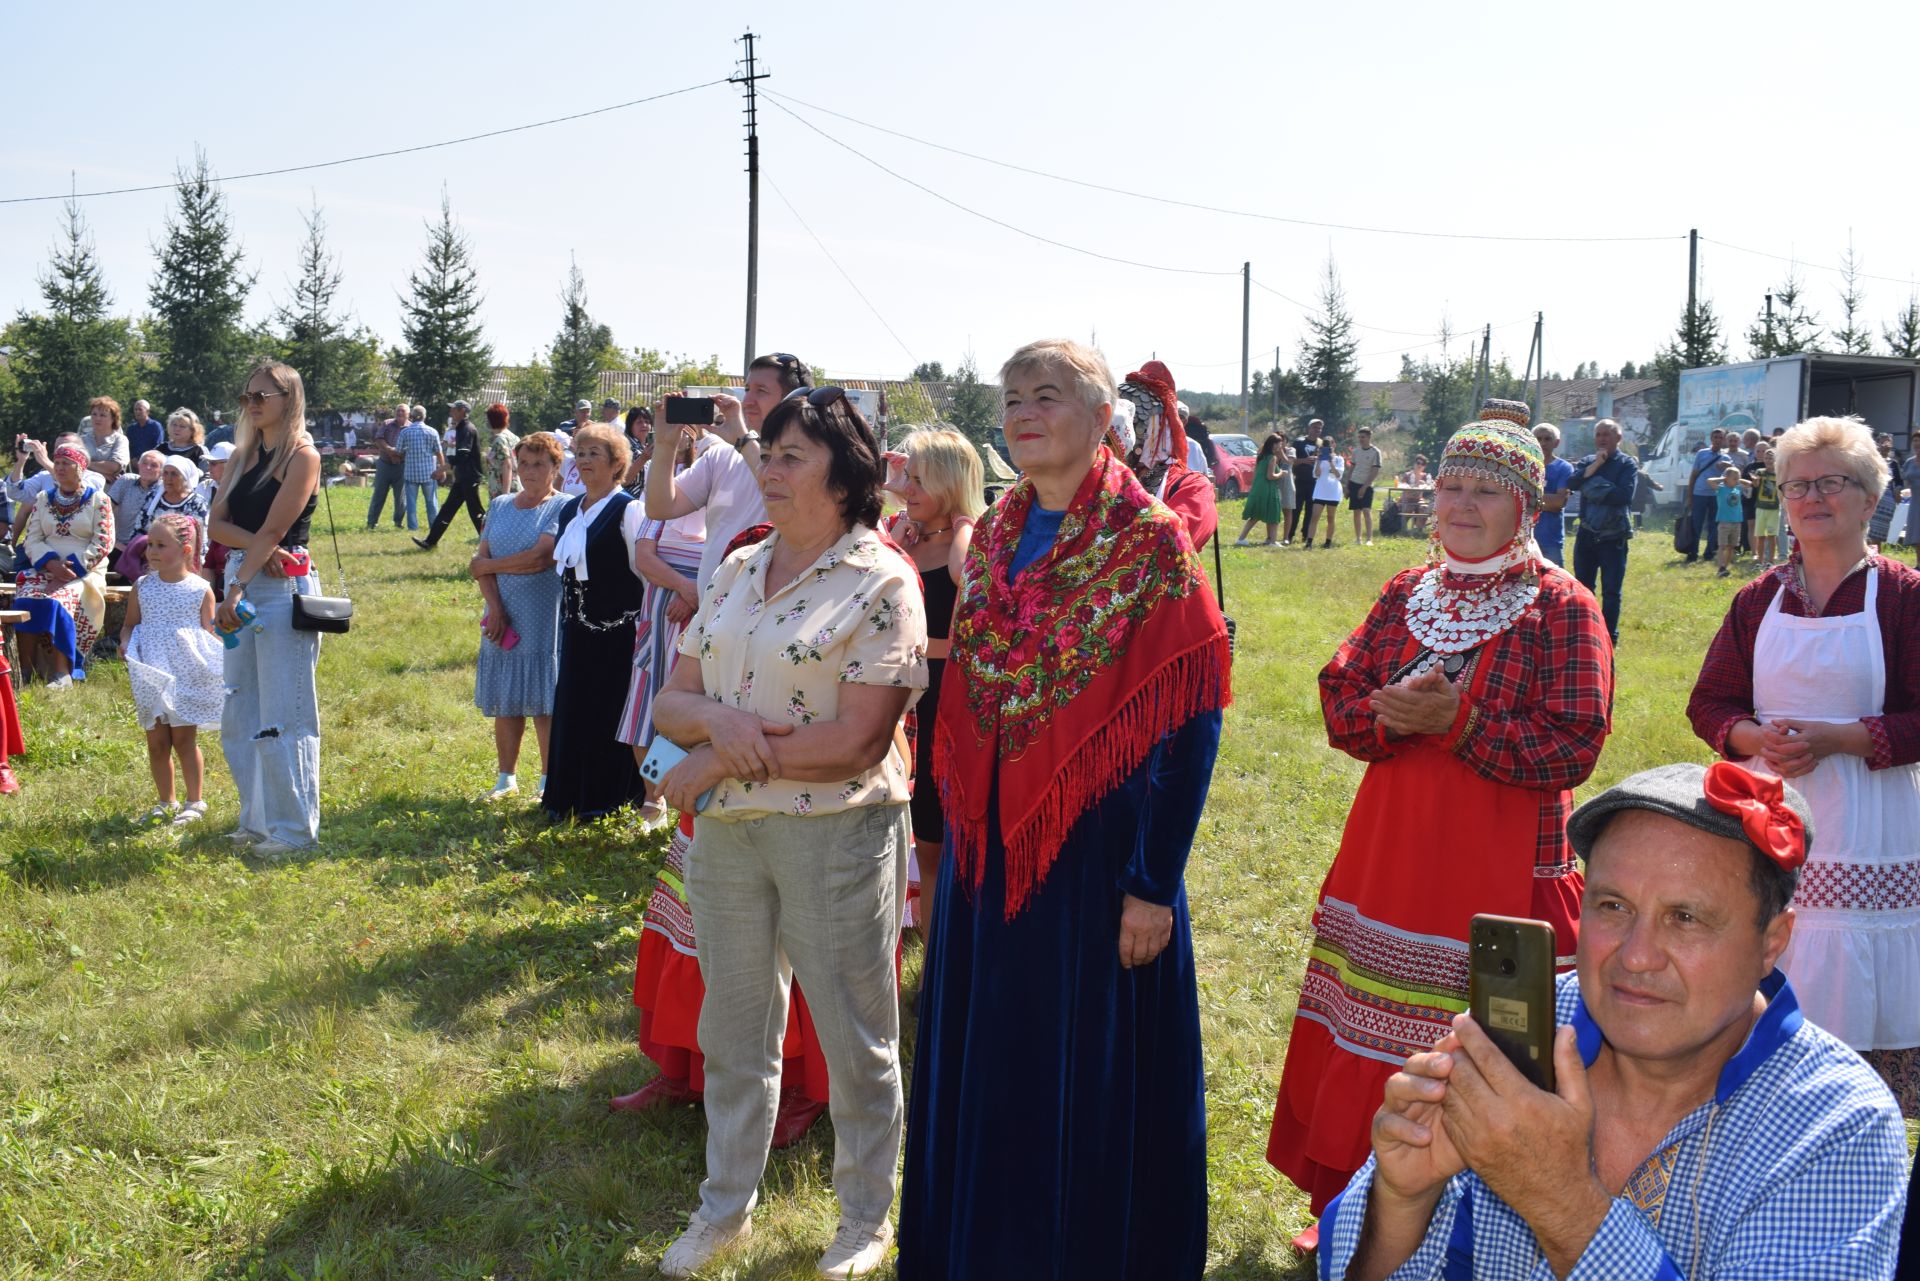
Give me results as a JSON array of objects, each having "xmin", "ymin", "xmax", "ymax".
[{"xmin": 481, "ymin": 612, "xmax": 520, "ymax": 650}]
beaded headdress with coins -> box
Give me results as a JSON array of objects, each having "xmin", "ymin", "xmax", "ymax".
[{"xmin": 1426, "ymin": 399, "xmax": 1547, "ymax": 569}]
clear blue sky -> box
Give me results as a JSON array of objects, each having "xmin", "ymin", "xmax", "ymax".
[{"xmin": 6, "ymin": 0, "xmax": 1919, "ymax": 394}]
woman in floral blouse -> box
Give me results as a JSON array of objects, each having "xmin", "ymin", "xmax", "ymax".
[{"xmin": 651, "ymin": 387, "xmax": 926, "ymax": 1279}]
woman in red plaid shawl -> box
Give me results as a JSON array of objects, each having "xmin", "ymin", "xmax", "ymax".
[
  {"xmin": 899, "ymin": 339, "xmax": 1231, "ymax": 1280},
  {"xmin": 1266, "ymin": 401, "xmax": 1614, "ymax": 1239}
]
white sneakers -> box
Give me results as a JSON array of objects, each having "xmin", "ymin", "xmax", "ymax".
[
  {"xmin": 816, "ymin": 1218, "xmax": 893, "ymax": 1279},
  {"xmin": 658, "ymin": 1212, "xmax": 751, "ymax": 1277},
  {"xmin": 656, "ymin": 1213, "xmax": 892, "ymax": 1278}
]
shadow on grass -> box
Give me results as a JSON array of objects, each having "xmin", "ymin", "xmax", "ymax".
[{"xmin": 214, "ymin": 1054, "xmax": 851, "ymax": 1281}]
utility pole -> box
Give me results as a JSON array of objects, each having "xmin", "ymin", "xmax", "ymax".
[
  {"xmin": 731, "ymin": 31, "xmax": 768, "ymax": 379},
  {"xmin": 1531, "ymin": 312, "xmax": 1544, "ymax": 423},
  {"xmin": 1764, "ymin": 293, "xmax": 1776, "ymax": 356},
  {"xmin": 1474, "ymin": 324, "xmax": 1492, "ymax": 412},
  {"xmin": 1686, "ymin": 228, "xmax": 1699, "ymax": 348},
  {"xmin": 1273, "ymin": 345, "xmax": 1281, "ymax": 422},
  {"xmin": 1240, "ymin": 262, "xmax": 1251, "ymax": 434}
]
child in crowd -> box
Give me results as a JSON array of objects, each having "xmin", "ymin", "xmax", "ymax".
[
  {"xmin": 1707, "ymin": 463, "xmax": 1750, "ymax": 578},
  {"xmin": 119, "ymin": 513, "xmax": 224, "ymax": 826},
  {"xmin": 1749, "ymin": 443, "xmax": 1781, "ymax": 569}
]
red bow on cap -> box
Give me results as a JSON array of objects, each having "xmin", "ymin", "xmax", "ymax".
[{"xmin": 1702, "ymin": 761, "xmax": 1806, "ymax": 871}]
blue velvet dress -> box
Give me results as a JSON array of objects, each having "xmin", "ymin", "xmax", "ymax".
[{"xmin": 899, "ymin": 694, "xmax": 1221, "ymax": 1278}]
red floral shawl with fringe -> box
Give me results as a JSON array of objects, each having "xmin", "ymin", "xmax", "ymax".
[{"xmin": 935, "ymin": 447, "xmax": 1231, "ymax": 919}]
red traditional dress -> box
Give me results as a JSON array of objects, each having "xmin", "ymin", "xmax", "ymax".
[
  {"xmin": 0, "ymin": 647, "xmax": 22, "ymax": 793},
  {"xmin": 1266, "ymin": 406, "xmax": 1614, "ymax": 1216},
  {"xmin": 1120, "ymin": 361, "xmax": 1218, "ymax": 552}
]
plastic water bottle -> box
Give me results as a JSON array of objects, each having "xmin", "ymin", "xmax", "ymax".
[{"xmin": 217, "ymin": 598, "xmax": 260, "ymax": 649}]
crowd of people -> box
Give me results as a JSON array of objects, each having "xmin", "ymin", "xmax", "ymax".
[{"xmin": 2, "ymin": 348, "xmax": 1916, "ymax": 1277}]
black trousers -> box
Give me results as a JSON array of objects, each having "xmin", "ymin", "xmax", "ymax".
[{"xmin": 422, "ymin": 479, "xmax": 486, "ymax": 545}]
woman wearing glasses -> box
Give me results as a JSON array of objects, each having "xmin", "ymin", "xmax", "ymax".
[
  {"xmin": 208, "ymin": 362, "xmax": 323, "ymax": 857},
  {"xmin": 1688, "ymin": 415, "xmax": 1920, "ymax": 1117},
  {"xmin": 650, "ymin": 387, "xmax": 925, "ymax": 1279}
]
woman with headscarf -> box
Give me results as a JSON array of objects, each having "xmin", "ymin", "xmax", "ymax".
[
  {"xmin": 1265, "ymin": 400, "xmax": 1614, "ymax": 1240},
  {"xmin": 899, "ymin": 339, "xmax": 1231, "ymax": 1280},
  {"xmin": 14, "ymin": 443, "xmax": 115, "ymax": 688},
  {"xmin": 1119, "ymin": 358, "xmax": 1218, "ymax": 551}
]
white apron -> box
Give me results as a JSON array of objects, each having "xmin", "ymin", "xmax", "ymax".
[{"xmin": 1748, "ymin": 567, "xmax": 1920, "ymax": 1050}]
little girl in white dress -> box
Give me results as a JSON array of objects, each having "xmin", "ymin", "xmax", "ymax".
[{"xmin": 119, "ymin": 513, "xmax": 224, "ymax": 826}]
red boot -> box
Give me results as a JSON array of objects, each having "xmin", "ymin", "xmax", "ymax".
[
  {"xmin": 608, "ymin": 1074, "xmax": 700, "ymax": 1113},
  {"xmin": 0, "ymin": 764, "xmax": 18, "ymax": 796}
]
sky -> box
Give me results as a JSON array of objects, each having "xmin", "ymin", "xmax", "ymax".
[{"xmin": 7, "ymin": 0, "xmax": 1920, "ymax": 401}]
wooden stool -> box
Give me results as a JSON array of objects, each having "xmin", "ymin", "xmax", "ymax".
[{"xmin": 0, "ymin": 608, "xmax": 29, "ymax": 683}]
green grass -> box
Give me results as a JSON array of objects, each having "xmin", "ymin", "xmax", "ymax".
[{"xmin": 0, "ymin": 492, "xmax": 1885, "ymax": 1279}]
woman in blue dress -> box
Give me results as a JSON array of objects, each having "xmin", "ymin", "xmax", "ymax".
[
  {"xmin": 900, "ymin": 340, "xmax": 1232, "ymax": 1280},
  {"xmin": 471, "ymin": 431, "xmax": 568, "ymax": 801}
]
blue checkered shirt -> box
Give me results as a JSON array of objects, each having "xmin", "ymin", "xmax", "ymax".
[
  {"xmin": 397, "ymin": 423, "xmax": 441, "ymax": 482},
  {"xmin": 1321, "ymin": 970, "xmax": 1909, "ymax": 1280}
]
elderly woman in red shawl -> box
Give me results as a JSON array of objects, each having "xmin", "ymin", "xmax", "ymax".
[
  {"xmin": 1118, "ymin": 358, "xmax": 1218, "ymax": 550},
  {"xmin": 1263, "ymin": 401, "xmax": 1614, "ymax": 1247},
  {"xmin": 898, "ymin": 339, "xmax": 1231, "ymax": 1280}
]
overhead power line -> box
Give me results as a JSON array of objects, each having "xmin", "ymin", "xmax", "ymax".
[
  {"xmin": 764, "ymin": 88, "xmax": 1681, "ymax": 246},
  {"xmin": 0, "ymin": 79, "xmax": 729, "ymax": 206},
  {"xmin": 764, "ymin": 171, "xmax": 918, "ymax": 364},
  {"xmin": 1700, "ymin": 237, "xmax": 1920, "ymax": 290},
  {"xmin": 763, "ymin": 98, "xmax": 1239, "ymax": 278}
]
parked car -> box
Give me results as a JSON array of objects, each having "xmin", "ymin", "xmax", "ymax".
[{"xmin": 1209, "ymin": 432, "xmax": 1260, "ymax": 495}]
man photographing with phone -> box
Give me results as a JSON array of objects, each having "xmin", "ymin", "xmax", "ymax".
[
  {"xmin": 645, "ymin": 351, "xmax": 810, "ymax": 591},
  {"xmin": 1329, "ymin": 761, "xmax": 1909, "ymax": 1280}
]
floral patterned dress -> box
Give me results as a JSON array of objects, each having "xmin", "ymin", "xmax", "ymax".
[{"xmin": 18, "ymin": 485, "xmax": 115, "ymax": 664}]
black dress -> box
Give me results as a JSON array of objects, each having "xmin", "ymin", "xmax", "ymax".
[
  {"xmin": 911, "ymin": 562, "xmax": 958, "ymax": 844},
  {"xmin": 543, "ymin": 491, "xmax": 646, "ymax": 819}
]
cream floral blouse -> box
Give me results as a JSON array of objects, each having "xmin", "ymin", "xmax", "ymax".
[{"xmin": 679, "ymin": 523, "xmax": 928, "ymax": 820}]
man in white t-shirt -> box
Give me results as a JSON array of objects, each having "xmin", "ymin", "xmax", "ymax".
[{"xmin": 645, "ymin": 351, "xmax": 808, "ymax": 589}]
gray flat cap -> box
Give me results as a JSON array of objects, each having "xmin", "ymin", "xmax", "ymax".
[
  {"xmin": 451, "ymin": 399, "xmax": 470, "ymax": 411},
  {"xmin": 1567, "ymin": 762, "xmax": 1814, "ymax": 863},
  {"xmin": 574, "ymin": 399, "xmax": 593, "ymax": 412}
]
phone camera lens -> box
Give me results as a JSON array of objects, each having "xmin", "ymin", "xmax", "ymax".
[{"xmin": 1500, "ymin": 958, "xmax": 1516, "ymax": 977}]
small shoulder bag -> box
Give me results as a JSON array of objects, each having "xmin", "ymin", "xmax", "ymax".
[{"xmin": 291, "ymin": 472, "xmax": 353, "ymax": 633}]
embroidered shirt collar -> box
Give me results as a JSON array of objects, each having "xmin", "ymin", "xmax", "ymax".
[{"xmin": 1573, "ymin": 967, "xmax": 1803, "ymax": 1106}]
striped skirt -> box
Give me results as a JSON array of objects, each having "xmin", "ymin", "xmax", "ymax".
[{"xmin": 616, "ymin": 547, "xmax": 702, "ymax": 748}]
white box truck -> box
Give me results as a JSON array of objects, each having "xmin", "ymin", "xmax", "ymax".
[{"xmin": 1640, "ymin": 354, "xmax": 1919, "ymax": 505}]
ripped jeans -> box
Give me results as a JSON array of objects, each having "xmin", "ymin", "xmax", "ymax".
[{"xmin": 221, "ymin": 560, "xmax": 322, "ymax": 847}]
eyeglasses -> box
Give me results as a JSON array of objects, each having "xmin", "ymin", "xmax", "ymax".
[
  {"xmin": 239, "ymin": 389, "xmax": 287, "ymax": 407},
  {"xmin": 1778, "ymin": 474, "xmax": 1860, "ymax": 500}
]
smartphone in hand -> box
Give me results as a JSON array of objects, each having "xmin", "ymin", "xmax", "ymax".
[{"xmin": 1468, "ymin": 914, "xmax": 1558, "ymax": 1092}]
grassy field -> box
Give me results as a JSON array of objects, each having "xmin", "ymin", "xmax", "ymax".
[{"xmin": 0, "ymin": 492, "xmax": 1879, "ymax": 1279}]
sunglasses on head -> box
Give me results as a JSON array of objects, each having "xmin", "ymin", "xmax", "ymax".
[{"xmin": 806, "ymin": 385, "xmax": 849, "ymax": 410}]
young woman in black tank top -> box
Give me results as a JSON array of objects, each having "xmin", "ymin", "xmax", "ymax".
[
  {"xmin": 883, "ymin": 429, "xmax": 985, "ymax": 935},
  {"xmin": 206, "ymin": 360, "xmax": 324, "ymax": 857}
]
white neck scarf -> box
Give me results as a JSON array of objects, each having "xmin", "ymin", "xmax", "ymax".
[{"xmin": 552, "ymin": 489, "xmax": 619, "ymax": 581}]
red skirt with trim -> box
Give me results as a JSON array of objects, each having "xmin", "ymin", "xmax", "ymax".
[
  {"xmin": 631, "ymin": 812, "xmax": 831, "ymax": 1104},
  {"xmin": 0, "ymin": 653, "xmax": 22, "ymax": 763},
  {"xmin": 1265, "ymin": 734, "xmax": 1582, "ymax": 1216}
]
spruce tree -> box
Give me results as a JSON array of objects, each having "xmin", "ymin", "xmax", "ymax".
[
  {"xmin": 1745, "ymin": 270, "xmax": 1821, "ymax": 358},
  {"xmin": 395, "ymin": 193, "xmax": 492, "ymax": 424},
  {"xmin": 543, "ymin": 257, "xmax": 612, "ymax": 425},
  {"xmin": 148, "ymin": 149, "xmax": 255, "ymax": 416},
  {"xmin": 1883, "ymin": 294, "xmax": 1920, "ymax": 359},
  {"xmin": 1297, "ymin": 257, "xmax": 1361, "ymax": 429},
  {"xmin": 1830, "ymin": 241, "xmax": 1875, "ymax": 355},
  {"xmin": 946, "ymin": 352, "xmax": 999, "ymax": 448},
  {"xmin": 11, "ymin": 198, "xmax": 138, "ymax": 440},
  {"xmin": 274, "ymin": 199, "xmax": 346, "ymax": 409},
  {"xmin": 1651, "ymin": 298, "xmax": 1729, "ymax": 431}
]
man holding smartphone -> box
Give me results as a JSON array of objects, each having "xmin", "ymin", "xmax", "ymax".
[
  {"xmin": 645, "ymin": 351, "xmax": 809, "ymax": 590},
  {"xmin": 1328, "ymin": 763, "xmax": 1909, "ymax": 1281}
]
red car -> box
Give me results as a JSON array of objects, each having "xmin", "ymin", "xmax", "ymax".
[{"xmin": 1210, "ymin": 433, "xmax": 1260, "ymax": 496}]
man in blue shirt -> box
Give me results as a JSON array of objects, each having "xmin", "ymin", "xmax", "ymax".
[
  {"xmin": 395, "ymin": 406, "xmax": 444, "ymax": 532},
  {"xmin": 1323, "ymin": 761, "xmax": 1908, "ymax": 1281},
  {"xmin": 124, "ymin": 400, "xmax": 163, "ymax": 459},
  {"xmin": 1685, "ymin": 427, "xmax": 1733, "ymax": 563},
  {"xmin": 1531, "ymin": 423, "xmax": 1574, "ymax": 567},
  {"xmin": 1563, "ymin": 419, "xmax": 1637, "ymax": 644}
]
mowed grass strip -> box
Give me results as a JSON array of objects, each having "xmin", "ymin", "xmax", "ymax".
[{"xmin": 0, "ymin": 491, "xmax": 1870, "ymax": 1279}]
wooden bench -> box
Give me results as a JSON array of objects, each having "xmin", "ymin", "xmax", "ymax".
[{"xmin": 0, "ymin": 608, "xmax": 26, "ymax": 677}]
